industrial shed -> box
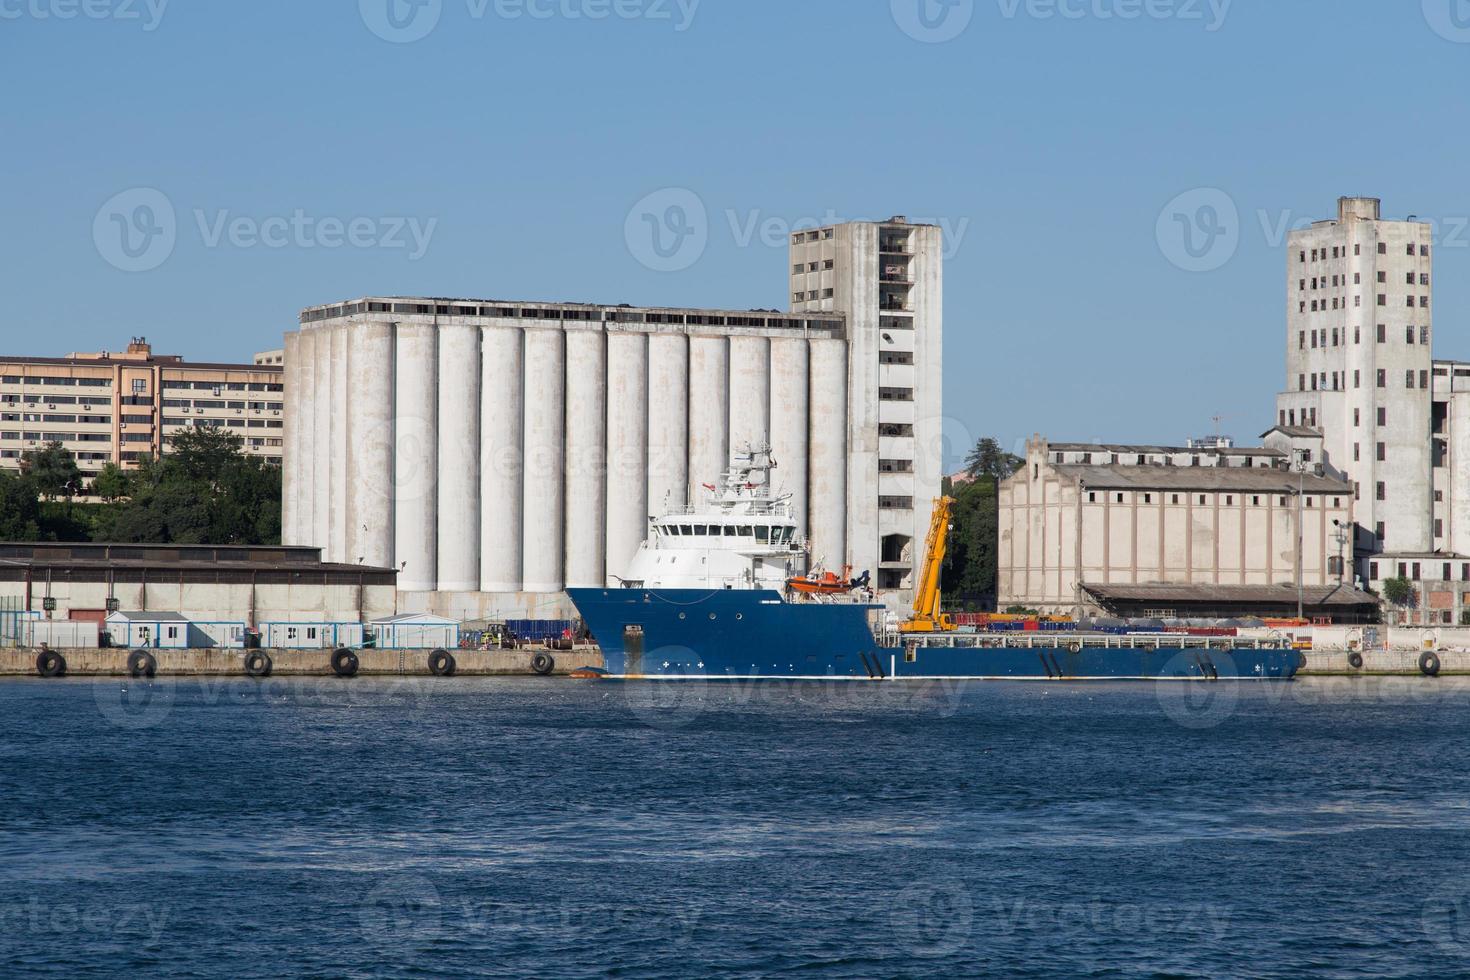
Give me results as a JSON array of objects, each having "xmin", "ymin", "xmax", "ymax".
[
  {"xmin": 1080, "ymin": 583, "xmax": 1380, "ymax": 624},
  {"xmin": 369, "ymin": 613, "xmax": 459, "ymax": 650}
]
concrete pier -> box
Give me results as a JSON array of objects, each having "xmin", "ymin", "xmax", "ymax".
[{"xmin": 2, "ymin": 647, "xmax": 604, "ymax": 677}]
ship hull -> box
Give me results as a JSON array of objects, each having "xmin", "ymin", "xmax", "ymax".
[{"xmin": 566, "ymin": 588, "xmax": 1300, "ymax": 680}]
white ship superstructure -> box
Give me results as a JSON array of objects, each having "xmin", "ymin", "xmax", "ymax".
[{"xmin": 621, "ymin": 446, "xmax": 806, "ymax": 590}]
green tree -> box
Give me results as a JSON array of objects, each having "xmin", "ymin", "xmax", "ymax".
[
  {"xmin": 1382, "ymin": 576, "xmax": 1416, "ymax": 608},
  {"xmin": 0, "ymin": 470, "xmax": 42, "ymax": 540},
  {"xmin": 964, "ymin": 437, "xmax": 1023, "ymax": 481},
  {"xmin": 91, "ymin": 428, "xmax": 281, "ymax": 545},
  {"xmin": 90, "ymin": 462, "xmax": 132, "ymax": 502},
  {"xmin": 944, "ymin": 438, "xmax": 1025, "ymax": 607},
  {"xmin": 20, "ymin": 442, "xmax": 82, "ymax": 501}
]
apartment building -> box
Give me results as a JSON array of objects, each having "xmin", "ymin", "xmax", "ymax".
[
  {"xmin": 0, "ymin": 338, "xmax": 284, "ymax": 485},
  {"xmin": 789, "ymin": 216, "xmax": 944, "ymax": 592}
]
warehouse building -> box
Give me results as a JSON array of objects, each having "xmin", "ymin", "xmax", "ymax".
[
  {"xmin": 0, "ymin": 338, "xmax": 285, "ymax": 484},
  {"xmin": 282, "ymin": 218, "xmax": 944, "ymax": 617},
  {"xmin": 998, "ymin": 437, "xmax": 1366, "ymax": 619},
  {"xmin": 0, "ymin": 542, "xmax": 395, "ymax": 631}
]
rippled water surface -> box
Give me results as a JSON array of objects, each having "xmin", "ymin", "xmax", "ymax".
[{"xmin": 4, "ymin": 675, "xmax": 1470, "ymax": 977}]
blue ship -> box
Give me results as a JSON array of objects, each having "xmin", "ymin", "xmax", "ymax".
[
  {"xmin": 569, "ymin": 447, "xmax": 1299, "ymax": 682},
  {"xmin": 567, "ymin": 587, "xmax": 1301, "ymax": 681}
]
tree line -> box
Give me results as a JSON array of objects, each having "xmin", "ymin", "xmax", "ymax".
[
  {"xmin": 941, "ymin": 437, "xmax": 1024, "ymax": 610},
  {"xmin": 0, "ymin": 428, "xmax": 281, "ymax": 544}
]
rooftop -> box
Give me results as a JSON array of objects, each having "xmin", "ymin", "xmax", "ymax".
[
  {"xmin": 1082, "ymin": 582, "xmax": 1378, "ymax": 608},
  {"xmin": 1054, "ymin": 464, "xmax": 1351, "ymax": 494},
  {"xmin": 1049, "ymin": 442, "xmax": 1284, "ymax": 458},
  {"xmin": 299, "ymin": 297, "xmax": 846, "ymax": 331}
]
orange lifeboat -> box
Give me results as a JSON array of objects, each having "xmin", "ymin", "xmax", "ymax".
[{"xmin": 786, "ymin": 566, "xmax": 854, "ymax": 596}]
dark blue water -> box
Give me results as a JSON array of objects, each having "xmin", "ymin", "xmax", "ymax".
[{"xmin": 4, "ymin": 675, "xmax": 1470, "ymax": 978}]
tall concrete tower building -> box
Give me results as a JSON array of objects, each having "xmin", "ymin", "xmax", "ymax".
[
  {"xmin": 1274, "ymin": 197, "xmax": 1434, "ymax": 565},
  {"xmin": 789, "ymin": 217, "xmax": 944, "ymax": 593}
]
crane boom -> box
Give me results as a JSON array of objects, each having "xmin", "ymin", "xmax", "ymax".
[{"xmin": 900, "ymin": 496, "xmax": 956, "ymax": 633}]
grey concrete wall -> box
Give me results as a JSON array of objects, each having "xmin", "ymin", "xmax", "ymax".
[{"xmin": 2, "ymin": 646, "xmax": 604, "ymax": 676}]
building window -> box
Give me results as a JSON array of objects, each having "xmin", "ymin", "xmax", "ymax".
[
  {"xmin": 1378, "ymin": 294, "xmax": 1387, "ymax": 307},
  {"xmin": 1407, "ymin": 370, "xmax": 1415, "ymax": 389},
  {"xmin": 1377, "ymin": 442, "xmax": 1386, "ymax": 461},
  {"xmin": 1199, "ymin": 495, "xmax": 1207, "ymax": 505},
  {"xmin": 1088, "ymin": 492, "xmax": 1096, "ymax": 503},
  {"xmin": 1377, "ymin": 523, "xmax": 1385, "ymax": 544},
  {"xmin": 1378, "ymin": 407, "xmax": 1387, "ymax": 425},
  {"xmin": 1377, "ymin": 369, "xmax": 1386, "ymax": 388},
  {"xmin": 1377, "ymin": 323, "xmax": 1386, "ymax": 343},
  {"xmin": 1370, "ymin": 561, "xmax": 1379, "ymax": 580},
  {"xmin": 1376, "ymin": 482, "xmax": 1386, "ymax": 501},
  {"xmin": 1354, "ymin": 444, "xmax": 1360, "ymax": 461}
]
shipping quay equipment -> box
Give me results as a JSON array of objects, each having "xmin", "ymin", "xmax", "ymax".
[{"xmin": 0, "ymin": 542, "xmax": 601, "ymax": 678}]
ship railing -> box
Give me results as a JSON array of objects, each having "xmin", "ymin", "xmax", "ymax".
[{"xmin": 900, "ymin": 633, "xmax": 1290, "ymax": 651}]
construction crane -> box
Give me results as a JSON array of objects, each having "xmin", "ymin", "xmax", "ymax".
[{"xmin": 901, "ymin": 496, "xmax": 957, "ymax": 633}]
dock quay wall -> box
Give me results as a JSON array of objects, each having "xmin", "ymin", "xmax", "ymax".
[{"xmin": 1, "ymin": 647, "xmax": 604, "ymax": 677}]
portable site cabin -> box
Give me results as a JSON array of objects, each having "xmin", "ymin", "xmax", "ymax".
[
  {"xmin": 103, "ymin": 612, "xmax": 247, "ymax": 649},
  {"xmin": 369, "ymin": 613, "xmax": 459, "ymax": 650},
  {"xmin": 105, "ymin": 612, "xmax": 193, "ymax": 649},
  {"xmin": 260, "ymin": 621, "xmax": 365, "ymax": 650}
]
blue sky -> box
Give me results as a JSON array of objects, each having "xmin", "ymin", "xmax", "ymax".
[{"xmin": 3, "ymin": 0, "xmax": 1470, "ymax": 460}]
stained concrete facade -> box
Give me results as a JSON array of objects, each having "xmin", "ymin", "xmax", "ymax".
[
  {"xmin": 1275, "ymin": 197, "xmax": 1434, "ymax": 560},
  {"xmin": 789, "ymin": 217, "xmax": 944, "ymax": 595},
  {"xmin": 284, "ymin": 220, "xmax": 944, "ymax": 618},
  {"xmin": 999, "ymin": 438, "xmax": 1355, "ymax": 616},
  {"xmin": 287, "ymin": 302, "xmax": 876, "ymax": 620}
]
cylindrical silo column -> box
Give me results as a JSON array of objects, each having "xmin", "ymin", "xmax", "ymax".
[
  {"xmin": 393, "ymin": 323, "xmax": 438, "ymax": 593},
  {"xmin": 564, "ymin": 329, "xmax": 607, "ymax": 588},
  {"xmin": 522, "ymin": 328, "xmax": 566, "ymax": 593},
  {"xmin": 728, "ymin": 335, "xmax": 770, "ymax": 455},
  {"xmin": 437, "ymin": 323, "xmax": 481, "ymax": 592},
  {"xmin": 312, "ymin": 327, "xmax": 333, "ymax": 557},
  {"xmin": 281, "ymin": 330, "xmax": 303, "ymax": 547},
  {"xmin": 292, "ymin": 329, "xmax": 318, "ymax": 548},
  {"xmin": 328, "ymin": 324, "xmax": 350, "ymax": 563},
  {"xmin": 647, "ymin": 333, "xmax": 689, "ymax": 518},
  {"xmin": 606, "ymin": 331, "xmax": 649, "ymax": 584},
  {"xmin": 808, "ymin": 339, "xmax": 848, "ymax": 571},
  {"xmin": 481, "ymin": 325, "xmax": 524, "ymax": 593},
  {"xmin": 688, "ymin": 336, "xmax": 729, "ymax": 497},
  {"xmin": 769, "ymin": 337, "xmax": 810, "ymax": 538},
  {"xmin": 347, "ymin": 321, "xmax": 394, "ymax": 569}
]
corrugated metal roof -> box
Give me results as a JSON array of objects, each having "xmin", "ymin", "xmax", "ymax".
[
  {"xmin": 1055, "ymin": 464, "xmax": 1351, "ymax": 494},
  {"xmin": 1082, "ymin": 583, "xmax": 1378, "ymax": 606}
]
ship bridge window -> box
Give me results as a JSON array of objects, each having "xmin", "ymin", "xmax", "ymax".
[
  {"xmin": 739, "ymin": 526, "xmax": 754, "ymax": 536},
  {"xmin": 756, "ymin": 526, "xmax": 769, "ymax": 543},
  {"xmin": 693, "ymin": 525, "xmax": 707, "ymax": 535},
  {"xmin": 723, "ymin": 525, "xmax": 736, "ymax": 536},
  {"xmin": 680, "ymin": 525, "xmax": 692, "ymax": 535}
]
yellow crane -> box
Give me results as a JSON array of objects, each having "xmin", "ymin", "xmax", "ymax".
[{"xmin": 901, "ymin": 496, "xmax": 957, "ymax": 633}]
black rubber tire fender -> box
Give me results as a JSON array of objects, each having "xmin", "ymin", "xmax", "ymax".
[
  {"xmin": 35, "ymin": 650, "xmax": 66, "ymax": 678},
  {"xmin": 531, "ymin": 652, "xmax": 555, "ymax": 676},
  {"xmin": 244, "ymin": 651, "xmax": 273, "ymax": 679},
  {"xmin": 127, "ymin": 649, "xmax": 158, "ymax": 679},
  {"xmin": 1347, "ymin": 651, "xmax": 1364, "ymax": 670},
  {"xmin": 332, "ymin": 646, "xmax": 360, "ymax": 678},
  {"xmin": 428, "ymin": 649, "xmax": 456, "ymax": 677},
  {"xmin": 1420, "ymin": 651, "xmax": 1442, "ymax": 678},
  {"xmin": 331, "ymin": 648, "xmax": 360, "ymax": 678}
]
